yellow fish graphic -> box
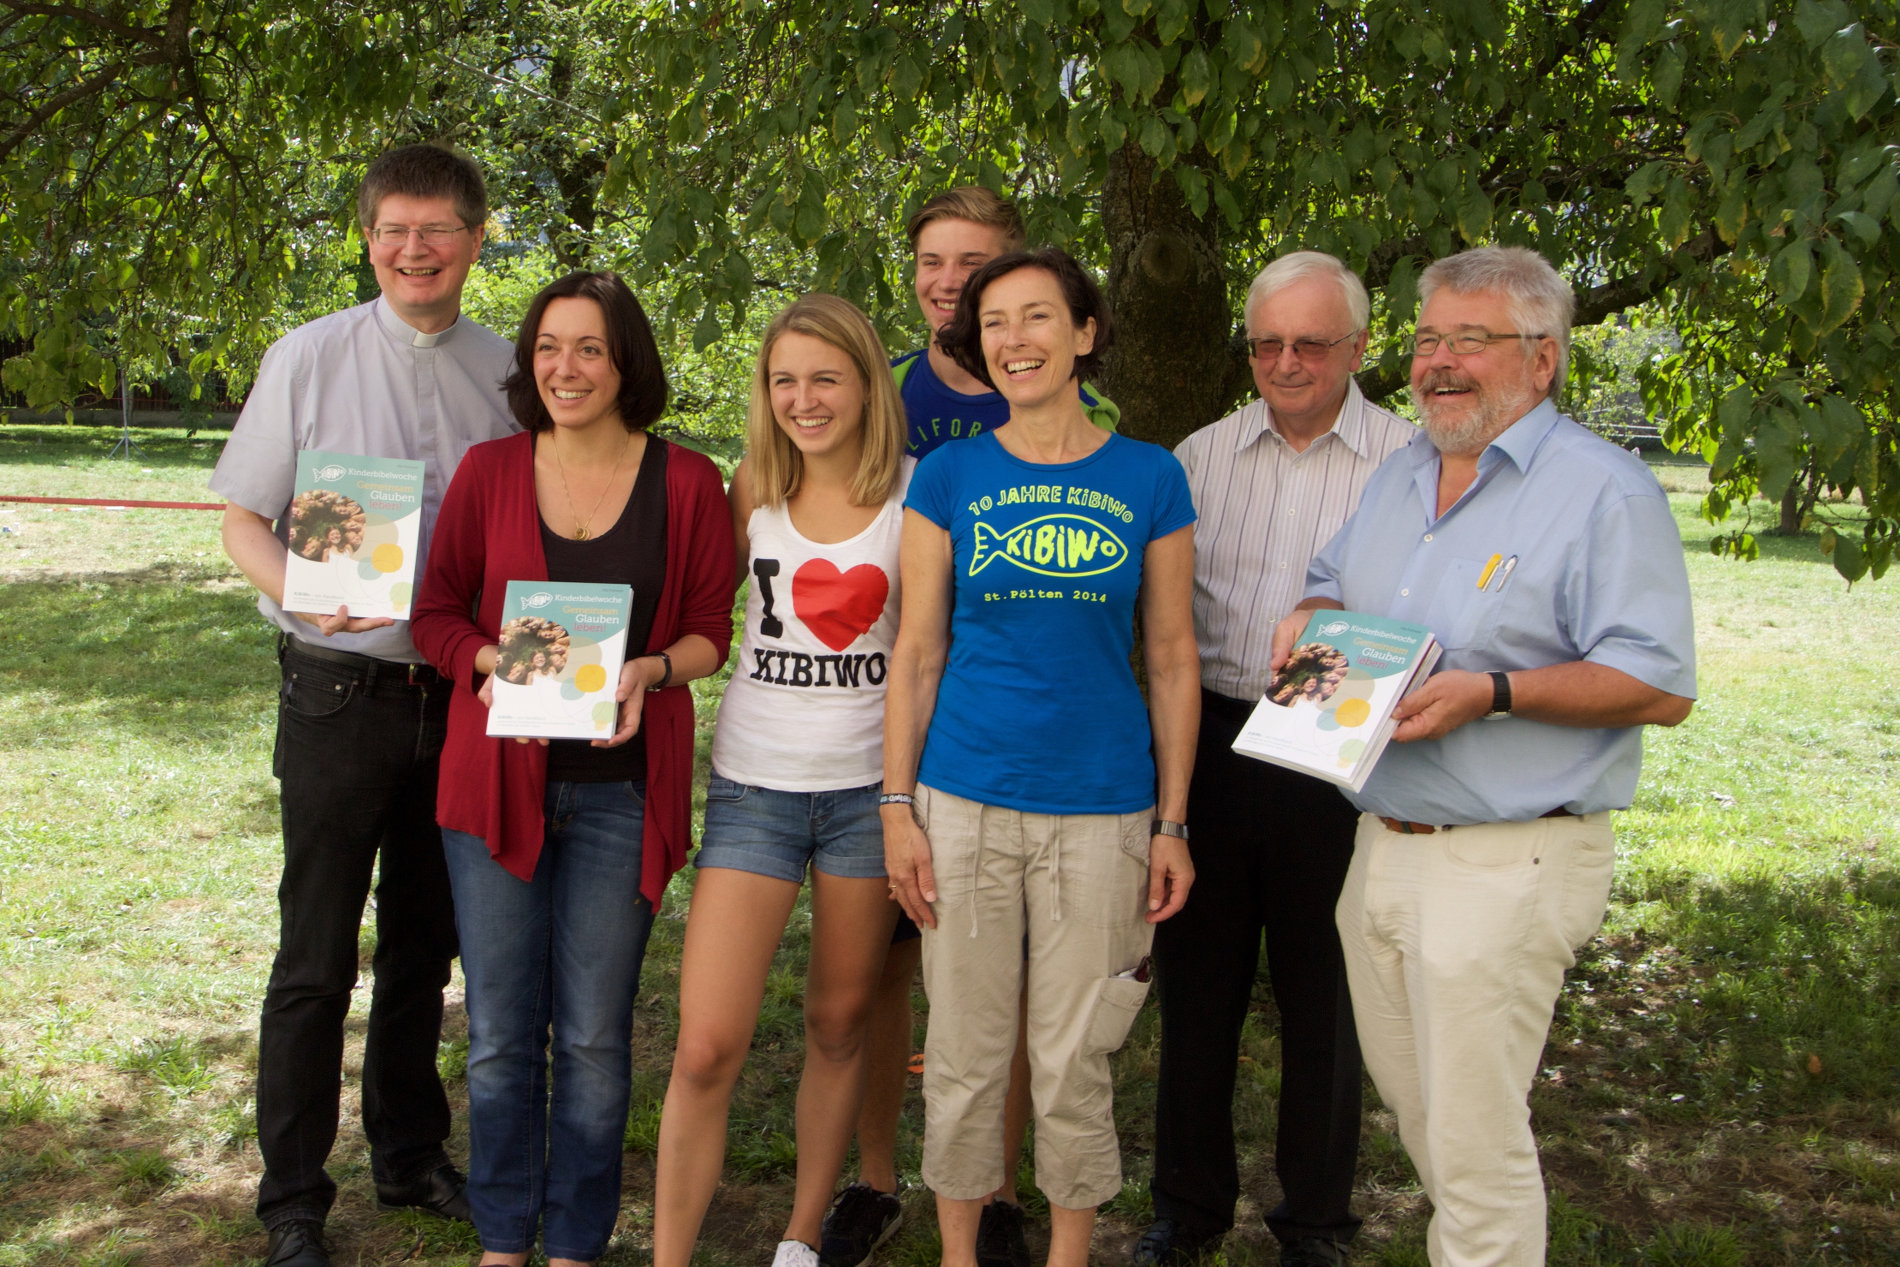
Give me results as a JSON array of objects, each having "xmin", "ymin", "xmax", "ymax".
[{"xmin": 970, "ymin": 514, "xmax": 1128, "ymax": 577}]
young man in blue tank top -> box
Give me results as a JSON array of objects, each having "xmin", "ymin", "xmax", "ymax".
[{"xmin": 822, "ymin": 188, "xmax": 1115, "ymax": 1267}]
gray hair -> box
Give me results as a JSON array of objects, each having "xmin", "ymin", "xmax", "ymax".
[
  {"xmin": 1418, "ymin": 247, "xmax": 1574, "ymax": 400},
  {"xmin": 1244, "ymin": 251, "xmax": 1370, "ymax": 333}
]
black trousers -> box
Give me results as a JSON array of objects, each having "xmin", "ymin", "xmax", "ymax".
[
  {"xmin": 255, "ymin": 638, "xmax": 459, "ymax": 1227},
  {"xmin": 1150, "ymin": 690, "xmax": 1364, "ymax": 1244}
]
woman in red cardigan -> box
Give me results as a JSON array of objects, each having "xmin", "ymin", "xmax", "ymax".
[{"xmin": 412, "ymin": 271, "xmax": 735, "ymax": 1267}]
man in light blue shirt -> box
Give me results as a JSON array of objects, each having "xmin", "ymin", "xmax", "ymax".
[
  {"xmin": 211, "ymin": 144, "xmax": 517, "ymax": 1267},
  {"xmin": 1273, "ymin": 247, "xmax": 1694, "ymax": 1267}
]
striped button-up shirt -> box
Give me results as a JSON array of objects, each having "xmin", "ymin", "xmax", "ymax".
[{"xmin": 1174, "ymin": 380, "xmax": 1416, "ymax": 701}]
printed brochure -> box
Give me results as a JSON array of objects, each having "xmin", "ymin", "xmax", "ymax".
[
  {"xmin": 486, "ymin": 582, "xmax": 635, "ymax": 740},
  {"xmin": 281, "ymin": 450, "xmax": 425, "ymax": 621},
  {"xmin": 1232, "ymin": 610, "xmax": 1442, "ymax": 793}
]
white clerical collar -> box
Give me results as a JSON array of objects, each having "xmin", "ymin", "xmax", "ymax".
[{"xmin": 375, "ymin": 296, "xmax": 458, "ymax": 347}]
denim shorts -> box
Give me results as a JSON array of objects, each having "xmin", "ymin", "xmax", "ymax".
[{"xmin": 696, "ymin": 776, "xmax": 887, "ymax": 882}]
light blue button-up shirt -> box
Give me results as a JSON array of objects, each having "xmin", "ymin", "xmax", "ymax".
[
  {"xmin": 1305, "ymin": 400, "xmax": 1696, "ymax": 824},
  {"xmin": 211, "ymin": 298, "xmax": 518, "ymax": 662}
]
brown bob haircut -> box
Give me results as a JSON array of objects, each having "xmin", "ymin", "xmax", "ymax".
[
  {"xmin": 935, "ymin": 248, "xmax": 1115, "ymax": 389},
  {"xmin": 356, "ymin": 143, "xmax": 488, "ymax": 232},
  {"xmin": 503, "ymin": 272, "xmax": 669, "ymax": 433}
]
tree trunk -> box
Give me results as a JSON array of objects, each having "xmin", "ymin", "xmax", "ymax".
[{"xmin": 1100, "ymin": 143, "xmax": 1246, "ymax": 451}]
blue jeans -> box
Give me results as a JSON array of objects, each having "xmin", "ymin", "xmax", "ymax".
[{"xmin": 443, "ymin": 780, "xmax": 656, "ymax": 1260}]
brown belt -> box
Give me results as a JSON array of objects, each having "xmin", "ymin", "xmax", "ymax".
[{"xmin": 1378, "ymin": 807, "xmax": 1578, "ymax": 835}]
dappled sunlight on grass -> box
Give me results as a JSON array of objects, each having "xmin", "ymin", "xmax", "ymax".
[{"xmin": 2, "ymin": 432, "xmax": 1896, "ymax": 1262}]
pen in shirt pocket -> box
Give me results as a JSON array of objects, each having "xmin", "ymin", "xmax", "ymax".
[
  {"xmin": 1476, "ymin": 553, "xmax": 1503, "ymax": 589},
  {"xmin": 1487, "ymin": 555, "xmax": 1519, "ymax": 593}
]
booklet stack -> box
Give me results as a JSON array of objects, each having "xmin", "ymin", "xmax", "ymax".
[
  {"xmin": 486, "ymin": 582, "xmax": 636, "ymax": 741},
  {"xmin": 1232, "ymin": 610, "xmax": 1442, "ymax": 793},
  {"xmin": 281, "ymin": 450, "xmax": 426, "ymax": 621}
]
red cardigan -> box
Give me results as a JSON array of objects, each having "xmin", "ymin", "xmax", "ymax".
[{"xmin": 413, "ymin": 430, "xmax": 736, "ymax": 906}]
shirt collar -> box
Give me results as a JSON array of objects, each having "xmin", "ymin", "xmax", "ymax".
[
  {"xmin": 1480, "ymin": 398, "xmax": 1562, "ymax": 474},
  {"xmin": 1239, "ymin": 379, "xmax": 1374, "ymax": 457},
  {"xmin": 374, "ymin": 296, "xmax": 460, "ymax": 348},
  {"xmin": 1402, "ymin": 396, "xmax": 1563, "ymax": 474}
]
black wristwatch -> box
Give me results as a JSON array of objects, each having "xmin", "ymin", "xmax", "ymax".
[
  {"xmin": 1151, "ymin": 819, "xmax": 1190, "ymax": 840},
  {"xmin": 1483, "ymin": 670, "xmax": 1513, "ymax": 719}
]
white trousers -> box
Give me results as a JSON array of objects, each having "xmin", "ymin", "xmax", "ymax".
[{"xmin": 1335, "ymin": 811, "xmax": 1615, "ymax": 1267}]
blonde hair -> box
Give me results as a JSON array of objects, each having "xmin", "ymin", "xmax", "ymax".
[
  {"xmin": 746, "ymin": 294, "xmax": 907, "ymax": 508},
  {"xmin": 905, "ymin": 186, "xmax": 1026, "ymax": 253}
]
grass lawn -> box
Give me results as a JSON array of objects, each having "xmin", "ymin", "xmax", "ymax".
[{"xmin": 1, "ymin": 427, "xmax": 1895, "ymax": 1266}]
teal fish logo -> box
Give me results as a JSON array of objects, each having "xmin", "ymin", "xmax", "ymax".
[{"xmin": 970, "ymin": 514, "xmax": 1127, "ymax": 577}]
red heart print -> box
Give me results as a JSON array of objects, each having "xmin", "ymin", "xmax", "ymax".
[{"xmin": 792, "ymin": 559, "xmax": 890, "ymax": 652}]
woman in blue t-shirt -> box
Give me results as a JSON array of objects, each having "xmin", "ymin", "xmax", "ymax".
[{"xmin": 881, "ymin": 248, "xmax": 1200, "ymax": 1267}]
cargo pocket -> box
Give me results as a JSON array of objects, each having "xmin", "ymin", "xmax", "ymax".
[{"xmin": 1080, "ymin": 964, "xmax": 1153, "ymax": 1055}]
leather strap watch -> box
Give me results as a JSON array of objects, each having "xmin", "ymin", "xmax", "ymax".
[{"xmin": 1483, "ymin": 670, "xmax": 1513, "ymax": 719}]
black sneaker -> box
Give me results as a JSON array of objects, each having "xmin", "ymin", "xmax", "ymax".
[
  {"xmin": 975, "ymin": 1199, "xmax": 1030, "ymax": 1267},
  {"xmin": 1280, "ymin": 1236, "xmax": 1348, "ymax": 1267},
  {"xmin": 263, "ymin": 1218, "xmax": 330, "ymax": 1267},
  {"xmin": 818, "ymin": 1183, "xmax": 903, "ymax": 1267},
  {"xmin": 1132, "ymin": 1217, "xmax": 1223, "ymax": 1266}
]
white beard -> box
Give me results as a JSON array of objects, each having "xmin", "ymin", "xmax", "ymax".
[{"xmin": 1413, "ymin": 373, "xmax": 1524, "ymax": 457}]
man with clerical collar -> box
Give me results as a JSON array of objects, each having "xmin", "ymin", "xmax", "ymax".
[
  {"xmin": 210, "ymin": 143, "xmax": 518, "ymax": 1267},
  {"xmin": 1277, "ymin": 245, "xmax": 1695, "ymax": 1265},
  {"xmin": 1138, "ymin": 252, "xmax": 1415, "ymax": 1267}
]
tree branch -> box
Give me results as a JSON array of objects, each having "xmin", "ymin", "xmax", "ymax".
[
  {"xmin": 0, "ymin": 59, "xmax": 126, "ymax": 163},
  {"xmin": 0, "ymin": 0, "xmax": 161, "ymax": 44}
]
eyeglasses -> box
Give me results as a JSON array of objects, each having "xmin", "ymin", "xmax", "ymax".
[
  {"xmin": 1409, "ymin": 331, "xmax": 1546, "ymax": 357},
  {"xmin": 367, "ymin": 223, "xmax": 471, "ymax": 247},
  {"xmin": 1245, "ymin": 331, "xmax": 1360, "ymax": 362}
]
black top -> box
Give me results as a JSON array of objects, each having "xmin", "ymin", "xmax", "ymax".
[{"xmin": 540, "ymin": 434, "xmax": 668, "ymax": 782}]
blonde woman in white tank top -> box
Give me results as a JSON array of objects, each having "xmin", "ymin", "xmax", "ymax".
[{"xmin": 653, "ymin": 296, "xmax": 911, "ymax": 1267}]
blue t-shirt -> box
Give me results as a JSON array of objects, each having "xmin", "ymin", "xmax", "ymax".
[
  {"xmin": 893, "ymin": 349, "xmax": 1117, "ymax": 459},
  {"xmin": 906, "ymin": 431, "xmax": 1196, "ymax": 813}
]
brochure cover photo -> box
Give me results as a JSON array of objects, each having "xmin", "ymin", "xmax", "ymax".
[
  {"xmin": 1232, "ymin": 610, "xmax": 1442, "ymax": 792},
  {"xmin": 486, "ymin": 582, "xmax": 635, "ymax": 740},
  {"xmin": 281, "ymin": 450, "xmax": 426, "ymax": 621}
]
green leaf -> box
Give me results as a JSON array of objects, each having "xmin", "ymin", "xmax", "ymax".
[
  {"xmin": 1138, "ymin": 113, "xmax": 1171, "ymax": 159},
  {"xmin": 1654, "ymin": 43, "xmax": 1686, "ymax": 108},
  {"xmin": 1820, "ymin": 25, "xmax": 1871, "ymax": 90},
  {"xmin": 1659, "ymin": 177, "xmax": 1693, "ymax": 246},
  {"xmin": 1816, "ymin": 239, "xmax": 1863, "ymax": 333},
  {"xmin": 1792, "ymin": 0, "xmax": 1852, "ymax": 47},
  {"xmin": 1716, "ymin": 383, "xmax": 1755, "ymax": 439},
  {"xmin": 1769, "ymin": 239, "xmax": 1813, "ymax": 304},
  {"xmin": 1714, "ymin": 182, "xmax": 1749, "ymax": 242},
  {"xmin": 1457, "ymin": 191, "xmax": 1493, "ymax": 243},
  {"xmin": 692, "ymin": 304, "xmax": 723, "ymax": 352},
  {"xmin": 1225, "ymin": 17, "xmax": 1264, "ymax": 73},
  {"xmin": 1625, "ymin": 161, "xmax": 1669, "ymax": 207},
  {"xmin": 1833, "ymin": 210, "xmax": 1881, "ymax": 246},
  {"xmin": 891, "ymin": 54, "xmax": 922, "ymax": 100},
  {"xmin": 1615, "ymin": 0, "xmax": 1665, "ymax": 81},
  {"xmin": 1179, "ymin": 46, "xmax": 1211, "ymax": 106},
  {"xmin": 1755, "ymin": 407, "xmax": 1802, "ymax": 501}
]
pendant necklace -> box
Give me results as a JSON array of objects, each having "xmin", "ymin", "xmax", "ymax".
[{"xmin": 553, "ymin": 428, "xmax": 632, "ymax": 540}]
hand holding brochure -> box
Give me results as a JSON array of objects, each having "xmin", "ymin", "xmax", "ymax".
[
  {"xmin": 281, "ymin": 450, "xmax": 425, "ymax": 620},
  {"xmin": 486, "ymin": 582, "xmax": 635, "ymax": 741},
  {"xmin": 1232, "ymin": 610, "xmax": 1441, "ymax": 793}
]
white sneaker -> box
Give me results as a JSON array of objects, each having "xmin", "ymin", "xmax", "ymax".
[{"xmin": 772, "ymin": 1240, "xmax": 820, "ymax": 1267}]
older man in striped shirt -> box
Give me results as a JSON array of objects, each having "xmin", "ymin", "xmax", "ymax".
[{"xmin": 1137, "ymin": 253, "xmax": 1415, "ymax": 1267}]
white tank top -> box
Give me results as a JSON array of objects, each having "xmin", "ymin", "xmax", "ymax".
[{"xmin": 710, "ymin": 462, "xmax": 910, "ymax": 791}]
